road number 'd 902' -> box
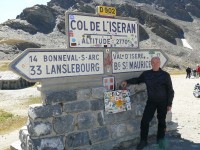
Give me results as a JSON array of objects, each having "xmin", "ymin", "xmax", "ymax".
[
  {"xmin": 104, "ymin": 7, "xmax": 116, "ymax": 15},
  {"xmin": 98, "ymin": 6, "xmax": 116, "ymax": 16}
]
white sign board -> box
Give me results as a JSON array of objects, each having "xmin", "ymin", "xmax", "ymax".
[
  {"xmin": 9, "ymin": 49, "xmax": 104, "ymax": 81},
  {"xmin": 66, "ymin": 12, "xmax": 139, "ymax": 48},
  {"xmin": 112, "ymin": 50, "xmax": 167, "ymax": 73}
]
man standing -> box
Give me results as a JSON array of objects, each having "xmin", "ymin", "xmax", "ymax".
[
  {"xmin": 121, "ymin": 57, "xmax": 174, "ymax": 149},
  {"xmin": 186, "ymin": 67, "xmax": 191, "ymax": 79}
]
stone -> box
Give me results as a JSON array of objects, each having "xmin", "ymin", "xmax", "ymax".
[
  {"xmin": 90, "ymin": 127, "xmax": 110, "ymax": 143},
  {"xmin": 28, "ymin": 104, "xmax": 62, "ymax": 119},
  {"xmin": 66, "ymin": 131, "xmax": 90, "ymax": 148},
  {"xmin": 17, "ymin": 5, "xmax": 57, "ymax": 34},
  {"xmin": 91, "ymin": 87, "xmax": 106, "ymax": 99},
  {"xmin": 63, "ymin": 101, "xmax": 90, "ymax": 113},
  {"xmin": 77, "ymin": 88, "xmax": 92, "ymax": 100},
  {"xmin": 53, "ymin": 115, "xmax": 74, "ymax": 134},
  {"xmin": 27, "ymin": 121, "xmax": 52, "ymax": 137},
  {"xmin": 45, "ymin": 90, "xmax": 77, "ymax": 104},
  {"xmin": 77, "ymin": 112, "xmax": 96, "ymax": 130},
  {"xmin": 110, "ymin": 124, "xmax": 128, "ymax": 138},
  {"xmin": 90, "ymin": 99, "xmax": 104, "ymax": 111},
  {"xmin": 31, "ymin": 136, "xmax": 64, "ymax": 150},
  {"xmin": 97, "ymin": 111, "xmax": 105, "ymax": 126}
]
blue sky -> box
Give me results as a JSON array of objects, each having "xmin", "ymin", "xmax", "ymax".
[{"xmin": 0, "ymin": 0, "xmax": 50, "ymax": 23}]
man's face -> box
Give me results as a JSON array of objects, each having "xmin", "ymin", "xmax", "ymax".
[{"xmin": 151, "ymin": 57, "xmax": 160, "ymax": 71}]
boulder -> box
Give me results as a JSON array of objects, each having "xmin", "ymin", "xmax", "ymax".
[
  {"xmin": 17, "ymin": 5, "xmax": 57, "ymax": 34},
  {"xmin": 2, "ymin": 19, "xmax": 38, "ymax": 34}
]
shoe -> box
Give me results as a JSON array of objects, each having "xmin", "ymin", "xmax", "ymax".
[{"xmin": 136, "ymin": 140, "xmax": 148, "ymax": 150}]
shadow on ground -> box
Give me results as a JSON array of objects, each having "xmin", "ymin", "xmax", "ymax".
[{"xmin": 114, "ymin": 130, "xmax": 200, "ymax": 150}]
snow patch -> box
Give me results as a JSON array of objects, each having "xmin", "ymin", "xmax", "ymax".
[{"xmin": 181, "ymin": 39, "xmax": 193, "ymax": 49}]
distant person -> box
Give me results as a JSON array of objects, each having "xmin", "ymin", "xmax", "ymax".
[
  {"xmin": 192, "ymin": 69, "xmax": 197, "ymax": 78},
  {"xmin": 186, "ymin": 67, "xmax": 191, "ymax": 79},
  {"xmin": 196, "ymin": 65, "xmax": 200, "ymax": 78},
  {"xmin": 121, "ymin": 57, "xmax": 174, "ymax": 150}
]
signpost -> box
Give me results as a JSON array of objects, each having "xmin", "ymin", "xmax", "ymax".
[
  {"xmin": 8, "ymin": 7, "xmax": 171, "ymax": 150},
  {"xmin": 65, "ymin": 12, "xmax": 139, "ymax": 48},
  {"xmin": 9, "ymin": 7, "xmax": 168, "ymax": 87},
  {"xmin": 9, "ymin": 48, "xmax": 168, "ymax": 82},
  {"xmin": 9, "ymin": 49, "xmax": 104, "ymax": 81}
]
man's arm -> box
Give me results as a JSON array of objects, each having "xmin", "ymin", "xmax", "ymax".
[
  {"xmin": 121, "ymin": 72, "xmax": 145, "ymax": 89},
  {"xmin": 166, "ymin": 74, "xmax": 174, "ymax": 107}
]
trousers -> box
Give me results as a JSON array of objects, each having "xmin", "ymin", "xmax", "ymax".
[{"xmin": 140, "ymin": 100, "xmax": 168, "ymax": 141}]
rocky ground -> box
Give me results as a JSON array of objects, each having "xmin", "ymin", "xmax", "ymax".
[
  {"xmin": 171, "ymin": 75, "xmax": 200, "ymax": 143},
  {"xmin": 0, "ymin": 74, "xmax": 200, "ymax": 149},
  {"xmin": 0, "ymin": 86, "xmax": 41, "ymax": 150},
  {"xmin": 0, "ymin": 86, "xmax": 41, "ymax": 116}
]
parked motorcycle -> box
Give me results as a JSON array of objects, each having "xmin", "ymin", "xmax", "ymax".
[{"xmin": 193, "ymin": 83, "xmax": 200, "ymax": 98}]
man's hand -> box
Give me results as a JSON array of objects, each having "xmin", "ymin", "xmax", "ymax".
[
  {"xmin": 121, "ymin": 81, "xmax": 127, "ymax": 89},
  {"xmin": 167, "ymin": 106, "xmax": 172, "ymax": 111}
]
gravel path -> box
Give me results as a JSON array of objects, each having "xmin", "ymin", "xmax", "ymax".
[
  {"xmin": 0, "ymin": 74, "xmax": 200, "ymax": 149},
  {"xmin": 126, "ymin": 74, "xmax": 200, "ymax": 150},
  {"xmin": 0, "ymin": 86, "xmax": 41, "ymax": 150},
  {"xmin": 171, "ymin": 75, "xmax": 200, "ymax": 143},
  {"xmin": 0, "ymin": 86, "xmax": 41, "ymax": 116}
]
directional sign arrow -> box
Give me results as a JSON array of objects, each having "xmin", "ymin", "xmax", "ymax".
[
  {"xmin": 111, "ymin": 49, "xmax": 168, "ymax": 73},
  {"xmin": 9, "ymin": 48, "xmax": 104, "ymax": 82},
  {"xmin": 9, "ymin": 48, "xmax": 168, "ymax": 82}
]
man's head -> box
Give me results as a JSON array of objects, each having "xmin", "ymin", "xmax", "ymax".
[{"xmin": 151, "ymin": 57, "xmax": 161, "ymax": 71}]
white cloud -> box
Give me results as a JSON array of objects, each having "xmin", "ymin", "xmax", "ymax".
[{"xmin": 24, "ymin": 0, "xmax": 33, "ymax": 2}]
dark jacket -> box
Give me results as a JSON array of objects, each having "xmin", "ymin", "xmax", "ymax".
[
  {"xmin": 186, "ymin": 67, "xmax": 191, "ymax": 73},
  {"xmin": 126, "ymin": 68, "xmax": 174, "ymax": 106}
]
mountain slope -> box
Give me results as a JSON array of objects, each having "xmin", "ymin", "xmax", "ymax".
[{"xmin": 0, "ymin": 0, "xmax": 200, "ymax": 69}]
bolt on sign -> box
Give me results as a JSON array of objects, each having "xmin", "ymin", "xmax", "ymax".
[{"xmin": 65, "ymin": 12, "xmax": 139, "ymax": 48}]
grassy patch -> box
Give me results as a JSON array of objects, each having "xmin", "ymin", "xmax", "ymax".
[
  {"xmin": 0, "ymin": 38, "xmax": 28, "ymax": 45},
  {"xmin": 0, "ymin": 110, "xmax": 13, "ymax": 122},
  {"xmin": 168, "ymin": 70, "xmax": 185, "ymax": 75},
  {"xmin": 164, "ymin": 67, "xmax": 185, "ymax": 75},
  {"xmin": 23, "ymin": 96, "xmax": 41, "ymax": 106},
  {"xmin": 0, "ymin": 109, "xmax": 27, "ymax": 134},
  {"xmin": 0, "ymin": 96, "xmax": 41, "ymax": 134},
  {"xmin": 0, "ymin": 61, "xmax": 11, "ymax": 71}
]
